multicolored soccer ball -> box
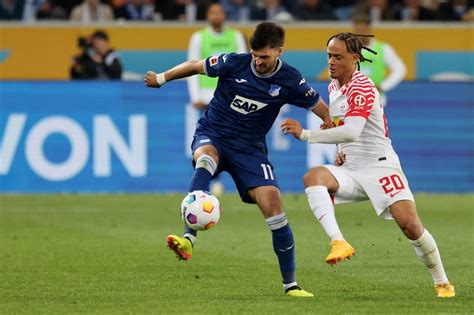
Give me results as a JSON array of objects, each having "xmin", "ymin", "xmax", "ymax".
[{"xmin": 180, "ymin": 190, "xmax": 221, "ymax": 231}]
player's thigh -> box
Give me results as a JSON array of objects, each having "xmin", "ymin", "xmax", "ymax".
[
  {"xmin": 248, "ymin": 185, "xmax": 283, "ymax": 219},
  {"xmin": 226, "ymin": 150, "xmax": 279, "ymax": 204},
  {"xmin": 303, "ymin": 166, "xmax": 340, "ymax": 193},
  {"xmin": 322, "ymin": 165, "xmax": 368, "ymax": 204},
  {"xmin": 357, "ymin": 167, "xmax": 415, "ymax": 219},
  {"xmin": 191, "ymin": 134, "xmax": 220, "ymax": 164}
]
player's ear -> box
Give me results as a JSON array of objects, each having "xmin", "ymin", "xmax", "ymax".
[
  {"xmin": 352, "ymin": 53, "xmax": 360, "ymax": 66},
  {"xmin": 276, "ymin": 47, "xmax": 283, "ymax": 57}
]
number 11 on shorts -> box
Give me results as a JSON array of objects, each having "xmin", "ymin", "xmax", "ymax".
[{"xmin": 261, "ymin": 164, "xmax": 274, "ymax": 180}]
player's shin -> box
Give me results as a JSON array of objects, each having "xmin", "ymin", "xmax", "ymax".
[
  {"xmin": 184, "ymin": 154, "xmax": 218, "ymax": 244},
  {"xmin": 410, "ymin": 229, "xmax": 449, "ymax": 284},
  {"xmin": 266, "ymin": 213, "xmax": 297, "ymax": 290},
  {"xmin": 305, "ymin": 186, "xmax": 344, "ymax": 241},
  {"xmin": 188, "ymin": 154, "xmax": 217, "ymax": 192}
]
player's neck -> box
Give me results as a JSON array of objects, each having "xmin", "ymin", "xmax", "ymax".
[{"xmin": 337, "ymin": 70, "xmax": 357, "ymax": 87}]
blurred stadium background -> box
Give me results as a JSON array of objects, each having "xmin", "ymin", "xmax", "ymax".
[
  {"xmin": 0, "ymin": 22, "xmax": 472, "ymax": 193},
  {"xmin": 0, "ymin": 0, "xmax": 473, "ymax": 312}
]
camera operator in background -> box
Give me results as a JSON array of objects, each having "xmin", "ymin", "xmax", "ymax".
[{"xmin": 70, "ymin": 30, "xmax": 123, "ymax": 80}]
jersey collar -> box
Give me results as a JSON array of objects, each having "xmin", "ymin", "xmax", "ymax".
[{"xmin": 250, "ymin": 58, "xmax": 282, "ymax": 78}]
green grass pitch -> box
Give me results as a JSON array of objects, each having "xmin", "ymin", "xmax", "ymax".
[{"xmin": 1, "ymin": 194, "xmax": 472, "ymax": 313}]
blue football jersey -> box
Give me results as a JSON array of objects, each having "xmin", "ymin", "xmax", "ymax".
[{"xmin": 197, "ymin": 53, "xmax": 321, "ymax": 152}]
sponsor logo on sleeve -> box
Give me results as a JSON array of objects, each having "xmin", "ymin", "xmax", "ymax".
[
  {"xmin": 230, "ymin": 95, "xmax": 268, "ymax": 115},
  {"xmin": 209, "ymin": 56, "xmax": 219, "ymax": 66},
  {"xmin": 353, "ymin": 94, "xmax": 367, "ymax": 110},
  {"xmin": 305, "ymin": 87, "xmax": 316, "ymax": 97}
]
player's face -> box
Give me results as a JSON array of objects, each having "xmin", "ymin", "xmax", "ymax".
[
  {"xmin": 327, "ymin": 38, "xmax": 358, "ymax": 83},
  {"xmin": 251, "ymin": 47, "xmax": 283, "ymax": 74}
]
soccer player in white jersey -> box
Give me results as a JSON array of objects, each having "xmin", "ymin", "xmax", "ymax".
[{"xmin": 281, "ymin": 32, "xmax": 455, "ymax": 298}]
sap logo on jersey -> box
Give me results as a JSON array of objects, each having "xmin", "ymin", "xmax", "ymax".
[{"xmin": 230, "ymin": 95, "xmax": 268, "ymax": 115}]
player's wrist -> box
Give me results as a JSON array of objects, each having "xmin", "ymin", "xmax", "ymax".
[
  {"xmin": 299, "ymin": 129, "xmax": 309, "ymax": 142},
  {"xmin": 156, "ymin": 72, "xmax": 167, "ymax": 86}
]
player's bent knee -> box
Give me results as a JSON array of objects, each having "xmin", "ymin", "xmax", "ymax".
[
  {"xmin": 391, "ymin": 200, "xmax": 424, "ymax": 240},
  {"xmin": 251, "ymin": 186, "xmax": 283, "ymax": 219},
  {"xmin": 303, "ymin": 167, "xmax": 333, "ymax": 188},
  {"xmin": 193, "ymin": 145, "xmax": 219, "ymax": 164}
]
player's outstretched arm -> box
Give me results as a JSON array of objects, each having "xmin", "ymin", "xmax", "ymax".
[
  {"xmin": 311, "ymin": 99, "xmax": 332, "ymax": 129},
  {"xmin": 144, "ymin": 60, "xmax": 206, "ymax": 88},
  {"xmin": 281, "ymin": 116, "xmax": 366, "ymax": 144}
]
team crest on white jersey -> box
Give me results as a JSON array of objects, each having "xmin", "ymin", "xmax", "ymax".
[
  {"xmin": 268, "ymin": 84, "xmax": 281, "ymax": 97},
  {"xmin": 230, "ymin": 95, "xmax": 268, "ymax": 115}
]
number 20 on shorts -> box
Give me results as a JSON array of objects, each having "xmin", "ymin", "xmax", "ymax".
[{"xmin": 379, "ymin": 174, "xmax": 405, "ymax": 197}]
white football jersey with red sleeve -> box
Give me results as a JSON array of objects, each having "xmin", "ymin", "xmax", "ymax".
[{"xmin": 328, "ymin": 71, "xmax": 400, "ymax": 169}]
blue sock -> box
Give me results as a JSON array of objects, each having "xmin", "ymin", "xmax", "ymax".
[
  {"xmin": 184, "ymin": 155, "xmax": 217, "ymax": 243},
  {"xmin": 188, "ymin": 167, "xmax": 213, "ymax": 192},
  {"xmin": 266, "ymin": 214, "xmax": 296, "ymax": 285}
]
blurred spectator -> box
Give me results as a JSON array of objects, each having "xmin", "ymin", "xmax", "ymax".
[
  {"xmin": 70, "ymin": 0, "xmax": 114, "ymax": 23},
  {"xmin": 220, "ymin": 0, "xmax": 250, "ymax": 22},
  {"xmin": 438, "ymin": 0, "xmax": 474, "ymax": 21},
  {"xmin": 156, "ymin": 0, "xmax": 213, "ymax": 21},
  {"xmin": 328, "ymin": 0, "xmax": 356, "ymax": 20},
  {"xmin": 70, "ymin": 30, "xmax": 122, "ymax": 80},
  {"xmin": 250, "ymin": 0, "xmax": 293, "ymax": 21},
  {"xmin": 393, "ymin": 0, "xmax": 438, "ymax": 20},
  {"xmin": 0, "ymin": 0, "xmax": 25, "ymax": 19},
  {"xmin": 292, "ymin": 0, "xmax": 337, "ymax": 20},
  {"xmin": 353, "ymin": 0, "xmax": 397, "ymax": 22},
  {"xmin": 115, "ymin": 0, "xmax": 154, "ymax": 20},
  {"xmin": 36, "ymin": 0, "xmax": 67, "ymax": 19},
  {"xmin": 353, "ymin": 14, "xmax": 406, "ymax": 107}
]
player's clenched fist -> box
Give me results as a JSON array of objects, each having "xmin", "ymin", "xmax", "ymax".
[
  {"xmin": 281, "ymin": 118, "xmax": 303, "ymax": 139},
  {"xmin": 144, "ymin": 71, "xmax": 160, "ymax": 88},
  {"xmin": 335, "ymin": 151, "xmax": 346, "ymax": 166}
]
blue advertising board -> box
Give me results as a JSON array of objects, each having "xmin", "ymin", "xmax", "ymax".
[{"xmin": 0, "ymin": 81, "xmax": 472, "ymax": 193}]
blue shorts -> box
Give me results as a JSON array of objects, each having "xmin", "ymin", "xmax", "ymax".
[{"xmin": 191, "ymin": 133, "xmax": 279, "ymax": 204}]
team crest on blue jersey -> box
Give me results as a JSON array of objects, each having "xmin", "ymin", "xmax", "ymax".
[{"xmin": 268, "ymin": 85, "xmax": 281, "ymax": 97}]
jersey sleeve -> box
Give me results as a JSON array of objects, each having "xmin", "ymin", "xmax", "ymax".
[
  {"xmin": 345, "ymin": 80, "xmax": 376, "ymax": 119},
  {"xmin": 289, "ymin": 76, "xmax": 321, "ymax": 110},
  {"xmin": 203, "ymin": 53, "xmax": 236, "ymax": 78}
]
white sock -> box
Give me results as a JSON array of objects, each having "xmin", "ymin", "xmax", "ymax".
[
  {"xmin": 183, "ymin": 233, "xmax": 196, "ymax": 245},
  {"xmin": 283, "ymin": 281, "xmax": 298, "ymax": 291},
  {"xmin": 305, "ymin": 186, "xmax": 344, "ymax": 241},
  {"xmin": 410, "ymin": 229, "xmax": 449, "ymax": 284}
]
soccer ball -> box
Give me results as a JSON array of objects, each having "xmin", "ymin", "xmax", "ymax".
[{"xmin": 180, "ymin": 190, "xmax": 220, "ymax": 231}]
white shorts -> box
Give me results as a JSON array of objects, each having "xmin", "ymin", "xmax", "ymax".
[{"xmin": 323, "ymin": 164, "xmax": 415, "ymax": 220}]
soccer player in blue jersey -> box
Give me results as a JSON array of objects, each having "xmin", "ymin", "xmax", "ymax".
[{"xmin": 144, "ymin": 22, "xmax": 331, "ymax": 297}]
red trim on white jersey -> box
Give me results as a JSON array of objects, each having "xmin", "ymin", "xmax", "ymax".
[
  {"xmin": 342, "ymin": 72, "xmax": 376, "ymax": 119},
  {"xmin": 328, "ymin": 80, "xmax": 339, "ymax": 93}
]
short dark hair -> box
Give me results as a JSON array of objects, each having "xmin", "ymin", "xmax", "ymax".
[
  {"xmin": 91, "ymin": 30, "xmax": 109, "ymax": 41},
  {"xmin": 249, "ymin": 22, "xmax": 285, "ymax": 50}
]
